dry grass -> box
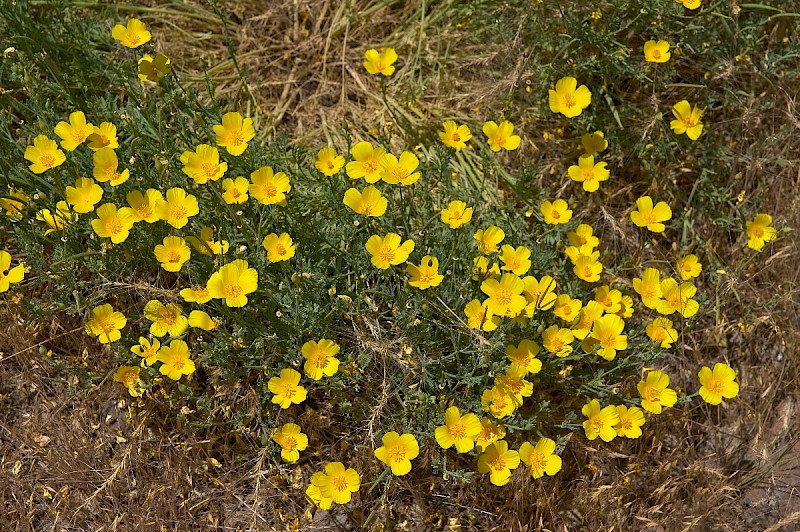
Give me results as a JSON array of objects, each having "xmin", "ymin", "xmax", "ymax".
[{"xmin": 2, "ymin": 0, "xmax": 800, "ymax": 530}]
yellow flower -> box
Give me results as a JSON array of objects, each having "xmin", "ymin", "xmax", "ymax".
[
  {"xmin": 0, "ymin": 188, "xmax": 28, "ymax": 221},
  {"xmin": 54, "ymin": 111, "xmax": 95, "ymax": 151},
  {"xmin": 616, "ymin": 295, "xmax": 634, "ymax": 319},
  {"xmin": 472, "ymin": 256, "xmax": 500, "ymax": 281},
  {"xmin": 549, "ymin": 77, "xmax": 592, "ymax": 118},
  {"xmin": 571, "ymin": 300, "xmax": 604, "ymax": 340},
  {"xmin": 475, "ymin": 418, "xmax": 506, "ymax": 452},
  {"xmin": 631, "ymin": 196, "xmax": 672, "ymax": 232},
  {"xmin": 542, "ymin": 325, "xmax": 575, "ymax": 357},
  {"xmin": 363, "ymin": 47, "xmax": 398, "ymax": 76},
  {"xmin": 656, "ymin": 278, "xmax": 699, "ymax": 318},
  {"xmin": 670, "ymin": 100, "xmax": 704, "ymax": 140},
  {"xmin": 374, "ymin": 432, "xmax": 419, "ymax": 476},
  {"xmin": 154, "ymin": 236, "xmax": 191, "ymax": 272},
  {"xmin": 573, "ymin": 255, "xmax": 603, "ymax": 283},
  {"xmin": 638, "ymin": 370, "xmax": 678, "ymax": 414},
  {"xmin": 131, "ymin": 337, "xmax": 160, "ymax": 366},
  {"xmin": 406, "ymin": 255, "xmax": 444, "ymax": 289},
  {"xmin": 186, "ymin": 227, "xmax": 229, "ymax": 256},
  {"xmin": 315, "ymin": 147, "xmax": 345, "ymax": 176},
  {"xmin": 519, "ymin": 438, "xmax": 562, "ymax": 478},
  {"xmin": 180, "ymin": 286, "xmax": 212, "ymax": 304},
  {"xmin": 315, "ymin": 462, "xmax": 360, "ymax": 505},
  {"xmin": 36, "ymin": 201, "xmax": 75, "ymax": 234},
  {"xmin": 268, "ymin": 368, "xmax": 307, "ymax": 409},
  {"xmin": 113, "ymin": 366, "xmax": 143, "ymax": 397},
  {"xmin": 745, "ymin": 213, "xmax": 777, "ymax": 250},
  {"xmin": 0, "ymin": 251, "xmax": 25, "ymax": 293},
  {"xmin": 306, "ymin": 472, "xmax": 333, "ymax": 510},
  {"xmin": 111, "ymin": 18, "xmax": 151, "ymax": 48},
  {"xmin": 567, "ymin": 223, "xmax": 600, "ymax": 249},
  {"xmin": 380, "ymin": 151, "xmax": 420, "ymax": 185},
  {"xmin": 477, "ymin": 441, "xmax": 520, "ymax": 486},
  {"xmin": 92, "ymin": 148, "xmax": 129, "ymax": 186},
  {"xmin": 568, "ymin": 154, "xmax": 610, "ymax": 192},
  {"xmin": 646, "ymin": 317, "xmax": 679, "ymax": 348},
  {"xmin": 552, "ymin": 294, "xmax": 582, "ymax": 322},
  {"xmin": 262, "ymin": 232, "xmax": 296, "ymax": 262},
  {"xmin": 481, "ymin": 273, "xmax": 527, "ymax": 317},
  {"xmin": 586, "ymin": 314, "xmax": 627, "ymax": 361},
  {"xmin": 498, "ymin": 245, "xmax": 531, "ymax": 276},
  {"xmin": 346, "ymin": 142, "xmax": 386, "ymax": 183},
  {"xmin": 137, "ymin": 53, "xmax": 171, "ymax": 82},
  {"xmin": 464, "ymin": 299, "xmax": 500, "ymax": 332},
  {"xmin": 676, "ymin": 254, "xmax": 702, "ymax": 280},
  {"xmin": 213, "ymin": 112, "xmax": 256, "ymax": 156},
  {"xmin": 495, "ymin": 365, "xmax": 533, "ymax": 403},
  {"xmin": 180, "ymin": 144, "xmax": 228, "ymax": 184},
  {"xmin": 87, "ymin": 122, "xmax": 119, "ymax": 150},
  {"xmin": 474, "ymin": 225, "xmax": 505, "ymax": 254},
  {"xmin": 439, "ymin": 120, "xmax": 472, "ymax": 150},
  {"xmin": 249, "ymin": 165, "xmax": 291, "ymax": 205},
  {"xmin": 207, "ymin": 259, "xmax": 259, "ymax": 307},
  {"xmin": 481, "ymin": 386, "xmax": 517, "ymax": 419},
  {"xmin": 365, "ymin": 233, "xmax": 415, "ymax": 269},
  {"xmin": 188, "ymin": 310, "xmax": 218, "ymax": 331},
  {"xmin": 582, "ymin": 399, "xmax": 619, "ymax": 442},
  {"xmin": 221, "ymin": 177, "xmax": 250, "ymax": 204},
  {"xmin": 540, "ymin": 199, "xmax": 572, "ymax": 225},
  {"xmin": 143, "ymin": 300, "xmax": 188, "ymax": 338},
  {"xmin": 272, "ymin": 423, "xmax": 309, "ymax": 462},
  {"xmin": 675, "ymin": 0, "xmax": 701, "ymax": 10},
  {"xmin": 633, "ymin": 267, "xmax": 663, "ymax": 309},
  {"xmin": 156, "ymin": 188, "xmax": 199, "ymax": 229},
  {"xmin": 301, "ymin": 339, "xmax": 340, "ymax": 380},
  {"xmin": 24, "ymin": 135, "xmax": 66, "ymax": 173},
  {"xmin": 581, "ymin": 131, "xmax": 607, "ymax": 155},
  {"xmin": 85, "ymin": 304, "xmax": 126, "ymax": 344},
  {"xmin": 343, "ymin": 185, "xmax": 387, "ymax": 217},
  {"xmin": 504, "ymin": 340, "xmax": 541, "ymax": 375},
  {"xmin": 126, "ymin": 189, "xmax": 163, "ymax": 223},
  {"xmin": 440, "ymin": 200, "xmax": 473, "ymax": 228},
  {"xmin": 522, "ymin": 275, "xmax": 558, "ymax": 311},
  {"xmin": 644, "ymin": 40, "xmax": 671, "ymax": 63},
  {"xmin": 156, "ymin": 339, "xmax": 196, "ymax": 381},
  {"xmin": 698, "ymin": 362, "xmax": 739, "ymax": 405},
  {"xmin": 482, "ymin": 120, "xmax": 521, "ymax": 152},
  {"xmin": 435, "ymin": 406, "xmax": 481, "ymax": 453},
  {"xmin": 91, "ymin": 203, "xmax": 135, "ymax": 244},
  {"xmin": 593, "ymin": 285, "xmax": 622, "ymax": 314},
  {"xmin": 614, "ymin": 406, "xmax": 646, "ymax": 438}
]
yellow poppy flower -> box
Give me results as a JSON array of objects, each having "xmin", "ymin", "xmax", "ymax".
[
  {"xmin": 207, "ymin": 260, "xmax": 258, "ymax": 307},
  {"xmin": 363, "ymin": 47, "xmax": 398, "ymax": 76},
  {"xmin": 213, "ymin": 112, "xmax": 255, "ymax": 156},
  {"xmin": 111, "ymin": 18, "xmax": 151, "ymax": 48},
  {"xmin": 54, "ymin": 111, "xmax": 95, "ymax": 151},
  {"xmin": 549, "ymin": 77, "xmax": 592, "ymax": 118},
  {"xmin": 24, "ymin": 135, "xmax": 66, "ymax": 173}
]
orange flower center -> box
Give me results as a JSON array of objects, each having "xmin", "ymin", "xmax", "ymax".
[
  {"xmin": 390, "ymin": 166, "xmax": 409, "ymax": 183},
  {"xmin": 96, "ymin": 315, "xmax": 118, "ymax": 335},
  {"xmin": 106, "ymin": 217, "xmax": 124, "ymax": 235},
  {"xmin": 201, "ymin": 162, "xmax": 219, "ymax": 179},
  {"xmin": 487, "ymin": 454, "xmax": 506, "ymax": 472},
  {"xmin": 362, "ymin": 159, "xmax": 379, "ymax": 174},
  {"xmin": 40, "ymin": 154, "xmax": 56, "ymax": 168},
  {"xmin": 228, "ymin": 129, "xmax": 245, "ymax": 146},
  {"xmin": 223, "ymin": 283, "xmax": 243, "ymax": 299},
  {"xmin": 261, "ymin": 183, "xmax": 277, "ymax": 198},
  {"xmin": 706, "ymin": 377, "xmax": 725, "ymax": 394},
  {"xmin": 387, "ymin": 443, "xmax": 407, "ymax": 462},
  {"xmin": 274, "ymin": 244, "xmax": 287, "ymax": 256},
  {"xmin": 166, "ymin": 250, "xmax": 182, "ymax": 263},
  {"xmin": 448, "ymin": 421, "xmax": 466, "ymax": 441},
  {"xmin": 136, "ymin": 203, "xmax": 154, "ymax": 219},
  {"xmin": 330, "ymin": 473, "xmax": 348, "ymax": 492},
  {"xmin": 492, "ymin": 287, "xmax": 513, "ymax": 307},
  {"xmin": 281, "ymin": 435, "xmax": 298, "ymax": 451},
  {"xmin": 126, "ymin": 31, "xmax": 141, "ymax": 45},
  {"xmin": 528, "ymin": 451, "xmax": 547, "ymax": 472},
  {"xmin": 643, "ymin": 386, "xmax": 661, "ymax": 403},
  {"xmin": 376, "ymin": 246, "xmax": 396, "ymax": 264},
  {"xmin": 170, "ymin": 358, "xmax": 185, "ymax": 371},
  {"xmin": 652, "ymin": 50, "xmax": 662, "ymax": 59},
  {"xmin": 168, "ymin": 204, "xmax": 187, "ymax": 221},
  {"xmin": 561, "ymin": 92, "xmax": 577, "ymax": 109},
  {"xmin": 619, "ymin": 417, "xmax": 633, "ymax": 430}
]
